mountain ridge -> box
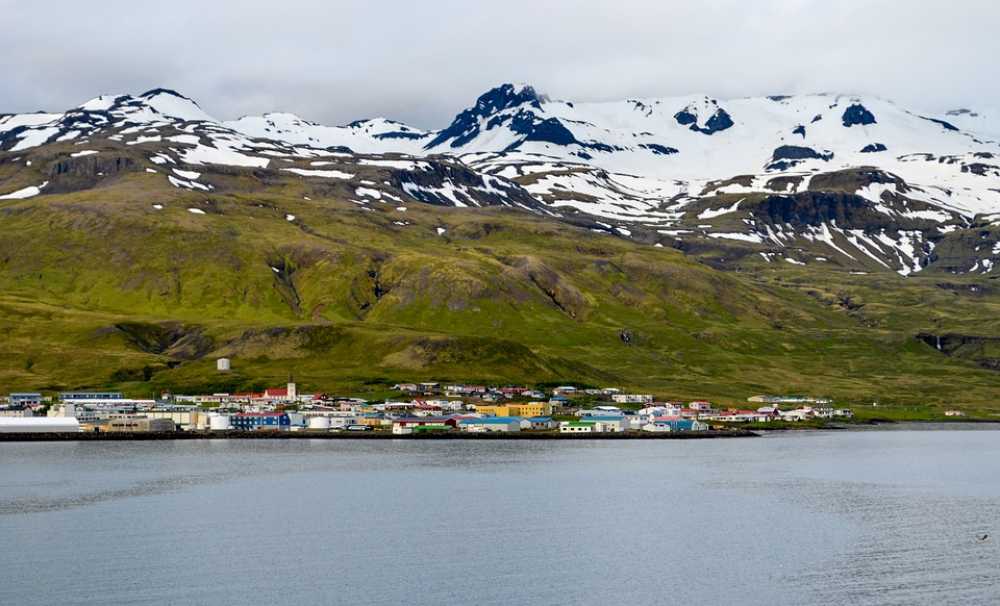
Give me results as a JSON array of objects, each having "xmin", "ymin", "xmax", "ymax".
[
  {"xmin": 2, "ymin": 83, "xmax": 1000, "ymax": 277},
  {"xmin": 2, "ymin": 84, "xmax": 1000, "ymax": 406}
]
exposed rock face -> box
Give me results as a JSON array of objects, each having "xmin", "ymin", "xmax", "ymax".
[
  {"xmin": 766, "ymin": 145, "xmax": 833, "ymax": 170},
  {"xmin": 860, "ymin": 143, "xmax": 888, "ymax": 153},
  {"xmin": 675, "ymin": 107, "xmax": 734, "ymax": 135},
  {"xmin": 426, "ymin": 84, "xmax": 545, "ymax": 149},
  {"xmin": 639, "ymin": 143, "xmax": 679, "ymax": 155},
  {"xmin": 751, "ymin": 192, "xmax": 892, "ymax": 229},
  {"xmin": 842, "ymin": 104, "xmax": 877, "ymax": 127}
]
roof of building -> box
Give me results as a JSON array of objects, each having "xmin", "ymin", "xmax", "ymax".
[
  {"xmin": 0, "ymin": 417, "xmax": 80, "ymax": 428},
  {"xmin": 528, "ymin": 416, "xmax": 552, "ymax": 422},
  {"xmin": 394, "ymin": 416, "xmax": 456, "ymax": 424},
  {"xmin": 459, "ymin": 416, "xmax": 521, "ymax": 424}
]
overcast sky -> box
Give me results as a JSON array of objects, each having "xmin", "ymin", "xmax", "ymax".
[{"xmin": 2, "ymin": 0, "xmax": 997, "ymax": 128}]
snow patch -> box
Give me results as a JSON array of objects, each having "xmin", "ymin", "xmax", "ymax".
[
  {"xmin": 283, "ymin": 168, "xmax": 354, "ymax": 179},
  {"xmin": 0, "ymin": 181, "xmax": 48, "ymax": 200}
]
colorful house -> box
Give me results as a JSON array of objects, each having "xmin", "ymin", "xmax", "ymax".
[{"xmin": 475, "ymin": 402, "xmax": 553, "ymax": 418}]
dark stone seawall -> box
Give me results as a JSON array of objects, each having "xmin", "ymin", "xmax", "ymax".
[{"xmin": 0, "ymin": 430, "xmax": 757, "ymax": 442}]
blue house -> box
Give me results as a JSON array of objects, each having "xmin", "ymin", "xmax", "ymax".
[{"xmin": 230, "ymin": 412, "xmax": 291, "ymax": 430}]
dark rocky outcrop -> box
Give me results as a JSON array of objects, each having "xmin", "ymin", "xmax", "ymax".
[
  {"xmin": 750, "ymin": 192, "xmax": 897, "ymax": 230},
  {"xmin": 842, "ymin": 104, "xmax": 877, "ymax": 127},
  {"xmin": 920, "ymin": 116, "xmax": 960, "ymax": 132},
  {"xmin": 43, "ymin": 154, "xmax": 140, "ymax": 193},
  {"xmin": 674, "ymin": 108, "xmax": 734, "ymax": 135},
  {"xmin": 639, "ymin": 143, "xmax": 679, "ymax": 156},
  {"xmin": 860, "ymin": 143, "xmax": 887, "ymax": 153},
  {"xmin": 766, "ymin": 145, "xmax": 833, "ymax": 170}
]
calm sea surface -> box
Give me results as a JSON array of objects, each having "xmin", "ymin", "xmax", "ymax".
[{"xmin": 2, "ymin": 428, "xmax": 999, "ymax": 605}]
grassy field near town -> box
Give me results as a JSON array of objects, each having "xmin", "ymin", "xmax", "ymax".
[{"xmin": 1, "ymin": 170, "xmax": 1000, "ymax": 417}]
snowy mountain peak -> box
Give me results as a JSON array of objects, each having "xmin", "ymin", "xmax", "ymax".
[
  {"xmin": 424, "ymin": 83, "xmax": 548, "ymax": 149},
  {"xmin": 3, "ymin": 85, "xmax": 1000, "ymax": 278},
  {"xmin": 139, "ymin": 88, "xmax": 193, "ymax": 101},
  {"xmin": 474, "ymin": 83, "xmax": 546, "ymax": 113},
  {"xmin": 133, "ymin": 88, "xmax": 215, "ymax": 122}
]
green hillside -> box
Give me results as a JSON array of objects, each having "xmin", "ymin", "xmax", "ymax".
[{"xmin": 2, "ymin": 167, "xmax": 1000, "ymax": 416}]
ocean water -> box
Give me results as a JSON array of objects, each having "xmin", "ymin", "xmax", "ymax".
[{"xmin": 1, "ymin": 429, "xmax": 999, "ymax": 605}]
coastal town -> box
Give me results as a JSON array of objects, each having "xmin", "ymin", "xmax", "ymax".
[{"xmin": 0, "ymin": 379, "xmax": 853, "ymax": 436}]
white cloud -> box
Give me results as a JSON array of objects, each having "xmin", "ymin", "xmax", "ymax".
[{"xmin": 1, "ymin": 0, "xmax": 997, "ymax": 128}]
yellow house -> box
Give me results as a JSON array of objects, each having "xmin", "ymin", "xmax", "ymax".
[{"xmin": 476, "ymin": 402, "xmax": 552, "ymax": 418}]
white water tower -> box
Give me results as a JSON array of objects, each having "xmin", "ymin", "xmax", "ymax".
[
  {"xmin": 217, "ymin": 358, "xmax": 231, "ymax": 372},
  {"xmin": 208, "ymin": 414, "xmax": 231, "ymax": 431},
  {"xmin": 308, "ymin": 416, "xmax": 331, "ymax": 430}
]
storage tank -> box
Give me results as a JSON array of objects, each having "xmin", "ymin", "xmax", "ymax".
[
  {"xmin": 216, "ymin": 358, "xmax": 231, "ymax": 372},
  {"xmin": 208, "ymin": 414, "xmax": 231, "ymax": 431},
  {"xmin": 308, "ymin": 416, "xmax": 331, "ymax": 430}
]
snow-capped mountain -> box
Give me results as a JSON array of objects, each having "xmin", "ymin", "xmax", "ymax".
[{"xmin": 2, "ymin": 84, "xmax": 1000, "ymax": 276}]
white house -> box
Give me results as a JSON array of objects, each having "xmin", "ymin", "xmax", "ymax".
[
  {"xmin": 578, "ymin": 406, "xmax": 623, "ymax": 418},
  {"xmin": 779, "ymin": 408, "xmax": 814, "ymax": 422},
  {"xmin": 458, "ymin": 417, "xmax": 521, "ymax": 433},
  {"xmin": 611, "ymin": 394, "xmax": 653, "ymax": 404},
  {"xmin": 559, "ymin": 421, "xmax": 596, "ymax": 433},
  {"xmin": 586, "ymin": 416, "xmax": 628, "ymax": 432}
]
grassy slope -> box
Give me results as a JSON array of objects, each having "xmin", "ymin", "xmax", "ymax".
[{"xmin": 1, "ymin": 169, "xmax": 999, "ymax": 415}]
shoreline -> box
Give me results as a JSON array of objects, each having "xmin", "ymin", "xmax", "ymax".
[{"xmin": 0, "ymin": 429, "xmax": 757, "ymax": 442}]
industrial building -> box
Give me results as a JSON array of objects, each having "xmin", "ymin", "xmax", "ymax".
[
  {"xmin": 0, "ymin": 417, "xmax": 81, "ymax": 433},
  {"xmin": 95, "ymin": 417, "xmax": 177, "ymax": 433},
  {"xmin": 458, "ymin": 417, "xmax": 522, "ymax": 432}
]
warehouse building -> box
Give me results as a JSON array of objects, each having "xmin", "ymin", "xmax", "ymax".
[
  {"xmin": 98, "ymin": 417, "xmax": 177, "ymax": 433},
  {"xmin": 0, "ymin": 417, "xmax": 81, "ymax": 433},
  {"xmin": 458, "ymin": 417, "xmax": 522, "ymax": 433}
]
